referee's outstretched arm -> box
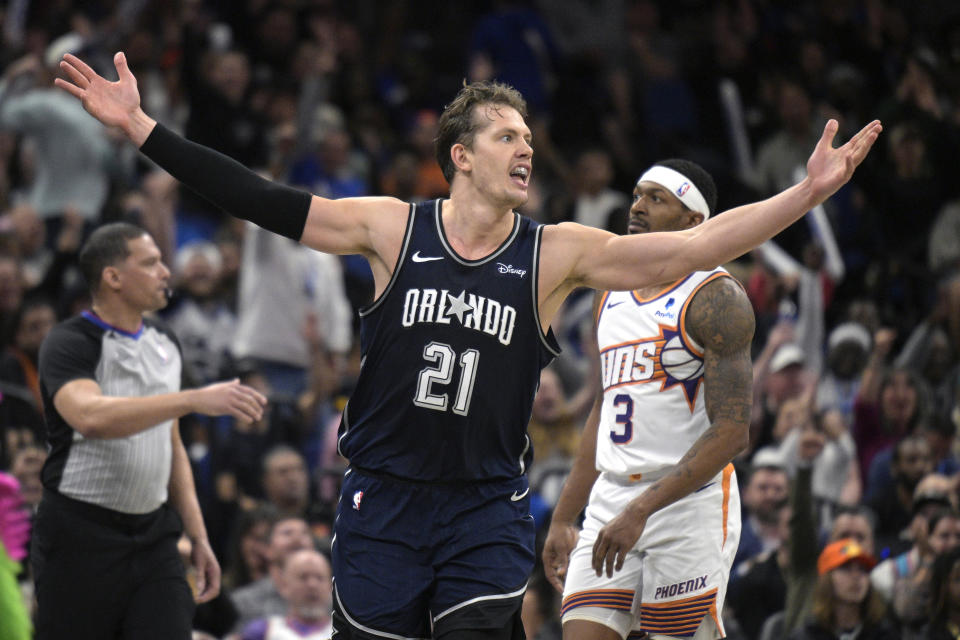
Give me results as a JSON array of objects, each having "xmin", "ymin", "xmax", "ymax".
[{"xmin": 53, "ymin": 376, "xmax": 266, "ymax": 439}]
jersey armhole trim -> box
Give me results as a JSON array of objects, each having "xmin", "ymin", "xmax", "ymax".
[
  {"xmin": 359, "ymin": 202, "xmax": 416, "ymax": 317},
  {"xmin": 337, "ymin": 399, "xmax": 351, "ymax": 458},
  {"xmin": 596, "ymin": 291, "xmax": 612, "ymax": 325},
  {"xmin": 678, "ymin": 271, "xmax": 733, "ymax": 358},
  {"xmin": 532, "ymin": 225, "xmax": 562, "ymax": 357}
]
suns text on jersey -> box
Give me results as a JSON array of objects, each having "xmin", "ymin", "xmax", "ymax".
[
  {"xmin": 401, "ymin": 288, "xmax": 517, "ymax": 346},
  {"xmin": 601, "ymin": 340, "xmax": 661, "ymax": 389}
]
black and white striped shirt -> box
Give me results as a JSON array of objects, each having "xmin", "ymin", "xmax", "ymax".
[{"xmin": 38, "ymin": 311, "xmax": 181, "ymax": 514}]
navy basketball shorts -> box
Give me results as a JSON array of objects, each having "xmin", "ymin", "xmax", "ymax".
[{"xmin": 331, "ymin": 467, "xmax": 536, "ymax": 639}]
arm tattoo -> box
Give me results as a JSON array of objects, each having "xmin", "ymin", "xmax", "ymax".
[
  {"xmin": 628, "ymin": 277, "xmax": 755, "ymax": 515},
  {"xmin": 685, "ymin": 277, "xmax": 755, "ymax": 428}
]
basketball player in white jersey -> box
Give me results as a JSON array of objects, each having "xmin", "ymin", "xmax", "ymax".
[{"xmin": 543, "ymin": 159, "xmax": 754, "ymax": 640}]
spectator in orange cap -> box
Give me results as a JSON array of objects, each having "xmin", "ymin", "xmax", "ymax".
[{"xmin": 787, "ymin": 539, "xmax": 896, "ymax": 640}]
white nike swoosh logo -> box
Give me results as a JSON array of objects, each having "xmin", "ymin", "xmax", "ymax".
[
  {"xmin": 412, "ymin": 251, "xmax": 444, "ymax": 263},
  {"xmin": 510, "ymin": 488, "xmax": 530, "ymax": 501}
]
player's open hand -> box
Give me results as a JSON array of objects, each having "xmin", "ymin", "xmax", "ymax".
[
  {"xmin": 543, "ymin": 521, "xmax": 579, "ymax": 593},
  {"xmin": 805, "ymin": 119, "xmax": 882, "ymax": 203},
  {"xmin": 55, "ymin": 52, "xmax": 141, "ymax": 134},
  {"xmin": 592, "ymin": 508, "xmax": 647, "ymax": 578},
  {"xmin": 192, "ymin": 378, "xmax": 268, "ymax": 422}
]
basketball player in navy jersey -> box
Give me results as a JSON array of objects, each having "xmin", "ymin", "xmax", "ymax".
[
  {"xmin": 543, "ymin": 160, "xmax": 752, "ymax": 640},
  {"xmin": 55, "ymin": 51, "xmax": 880, "ymax": 640}
]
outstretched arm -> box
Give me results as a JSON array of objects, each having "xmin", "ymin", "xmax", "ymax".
[
  {"xmin": 591, "ymin": 277, "xmax": 754, "ymax": 577},
  {"xmin": 539, "ymin": 119, "xmax": 881, "ymax": 318},
  {"xmin": 54, "ymin": 377, "xmax": 266, "ymax": 439},
  {"xmin": 54, "ymin": 52, "xmax": 408, "ymax": 286}
]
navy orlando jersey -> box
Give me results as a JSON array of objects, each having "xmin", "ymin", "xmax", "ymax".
[{"xmin": 339, "ymin": 199, "xmax": 560, "ymax": 482}]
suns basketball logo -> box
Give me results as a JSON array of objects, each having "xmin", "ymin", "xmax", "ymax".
[{"xmin": 600, "ymin": 324, "xmax": 703, "ymax": 410}]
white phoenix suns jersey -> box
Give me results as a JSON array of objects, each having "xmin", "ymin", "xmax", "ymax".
[{"xmin": 595, "ymin": 268, "xmax": 732, "ymax": 477}]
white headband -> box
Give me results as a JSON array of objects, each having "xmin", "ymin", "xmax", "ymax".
[{"xmin": 638, "ymin": 166, "xmax": 710, "ymax": 219}]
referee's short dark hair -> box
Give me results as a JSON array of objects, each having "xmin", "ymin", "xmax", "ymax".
[{"xmin": 79, "ymin": 222, "xmax": 149, "ymax": 294}]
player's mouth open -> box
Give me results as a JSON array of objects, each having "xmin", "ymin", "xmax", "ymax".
[{"xmin": 510, "ymin": 165, "xmax": 529, "ymax": 187}]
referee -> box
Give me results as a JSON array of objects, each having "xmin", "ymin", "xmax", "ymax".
[{"xmin": 32, "ymin": 222, "xmax": 267, "ymax": 639}]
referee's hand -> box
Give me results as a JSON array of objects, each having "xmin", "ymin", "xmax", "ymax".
[{"xmin": 191, "ymin": 379, "xmax": 268, "ymax": 423}]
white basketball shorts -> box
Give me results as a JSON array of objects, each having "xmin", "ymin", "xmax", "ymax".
[{"xmin": 561, "ymin": 465, "xmax": 740, "ymax": 639}]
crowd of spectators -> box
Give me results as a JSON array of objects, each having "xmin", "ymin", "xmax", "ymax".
[{"xmin": 1, "ymin": 0, "xmax": 960, "ymax": 638}]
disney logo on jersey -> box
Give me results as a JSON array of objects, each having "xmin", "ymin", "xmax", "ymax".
[
  {"xmin": 402, "ymin": 288, "xmax": 517, "ymax": 346},
  {"xmin": 495, "ymin": 263, "xmax": 527, "ymax": 278},
  {"xmin": 600, "ymin": 323, "xmax": 703, "ymax": 411}
]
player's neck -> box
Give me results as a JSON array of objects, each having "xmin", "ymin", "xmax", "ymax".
[
  {"xmin": 89, "ymin": 296, "xmax": 144, "ymax": 334},
  {"xmin": 441, "ymin": 196, "xmax": 515, "ymax": 260}
]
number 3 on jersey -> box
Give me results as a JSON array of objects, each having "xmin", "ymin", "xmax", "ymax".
[
  {"xmin": 611, "ymin": 393, "xmax": 633, "ymax": 444},
  {"xmin": 414, "ymin": 342, "xmax": 479, "ymax": 415}
]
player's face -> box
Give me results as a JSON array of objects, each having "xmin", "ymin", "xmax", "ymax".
[
  {"xmin": 627, "ymin": 181, "xmax": 699, "ymax": 235},
  {"xmin": 465, "ymin": 105, "xmax": 532, "ymax": 209},
  {"xmin": 117, "ymin": 235, "xmax": 171, "ymax": 312}
]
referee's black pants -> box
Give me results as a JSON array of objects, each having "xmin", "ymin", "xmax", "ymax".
[{"xmin": 32, "ymin": 489, "xmax": 194, "ymax": 640}]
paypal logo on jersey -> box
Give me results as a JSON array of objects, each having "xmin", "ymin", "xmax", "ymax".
[
  {"xmin": 655, "ymin": 297, "xmax": 676, "ymax": 320},
  {"xmin": 402, "ymin": 288, "xmax": 517, "ymax": 346}
]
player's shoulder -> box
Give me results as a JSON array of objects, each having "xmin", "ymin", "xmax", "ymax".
[
  {"xmin": 689, "ymin": 271, "xmax": 751, "ymax": 311},
  {"xmin": 335, "ymin": 195, "xmax": 410, "ymax": 216},
  {"xmin": 684, "ymin": 273, "xmax": 754, "ymax": 348}
]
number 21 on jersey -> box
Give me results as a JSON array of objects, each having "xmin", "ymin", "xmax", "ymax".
[{"xmin": 413, "ymin": 341, "xmax": 479, "ymax": 415}]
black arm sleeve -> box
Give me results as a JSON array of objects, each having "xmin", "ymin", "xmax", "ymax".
[{"xmin": 139, "ymin": 123, "xmax": 312, "ymax": 241}]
